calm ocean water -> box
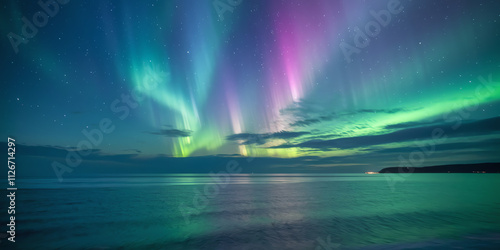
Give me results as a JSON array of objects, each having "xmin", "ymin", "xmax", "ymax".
[{"xmin": 4, "ymin": 174, "xmax": 500, "ymax": 249}]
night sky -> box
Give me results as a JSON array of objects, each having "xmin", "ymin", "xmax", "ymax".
[{"xmin": 1, "ymin": 0, "xmax": 500, "ymax": 177}]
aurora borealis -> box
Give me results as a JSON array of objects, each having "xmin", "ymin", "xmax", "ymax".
[{"xmin": 1, "ymin": 0, "xmax": 500, "ymax": 175}]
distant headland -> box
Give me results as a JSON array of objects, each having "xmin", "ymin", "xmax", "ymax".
[{"xmin": 379, "ymin": 162, "xmax": 500, "ymax": 173}]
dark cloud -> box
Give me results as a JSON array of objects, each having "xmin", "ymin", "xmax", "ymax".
[
  {"xmin": 7, "ymin": 142, "xmax": 373, "ymax": 176},
  {"xmin": 369, "ymin": 137, "xmax": 500, "ymax": 155},
  {"xmin": 280, "ymin": 100, "xmax": 328, "ymax": 116},
  {"xmin": 123, "ymin": 149, "xmax": 142, "ymax": 153},
  {"xmin": 274, "ymin": 116, "xmax": 500, "ymax": 149},
  {"xmin": 281, "ymin": 100, "xmax": 337, "ymax": 127},
  {"xmin": 290, "ymin": 113, "xmax": 338, "ymax": 127},
  {"xmin": 272, "ymin": 131, "xmax": 311, "ymax": 139},
  {"xmin": 1, "ymin": 143, "xmax": 140, "ymax": 162},
  {"xmin": 290, "ymin": 118, "xmax": 321, "ymax": 127},
  {"xmin": 356, "ymin": 108, "xmax": 404, "ymax": 114},
  {"xmin": 289, "ymin": 107, "xmax": 413, "ymax": 127},
  {"xmin": 384, "ymin": 119, "xmax": 442, "ymax": 130},
  {"xmin": 227, "ymin": 131, "xmax": 310, "ymax": 145},
  {"xmin": 148, "ymin": 129, "xmax": 192, "ymax": 137},
  {"xmin": 6, "ymin": 139, "xmax": 500, "ymax": 179},
  {"xmin": 8, "ymin": 143, "xmax": 101, "ymax": 157}
]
